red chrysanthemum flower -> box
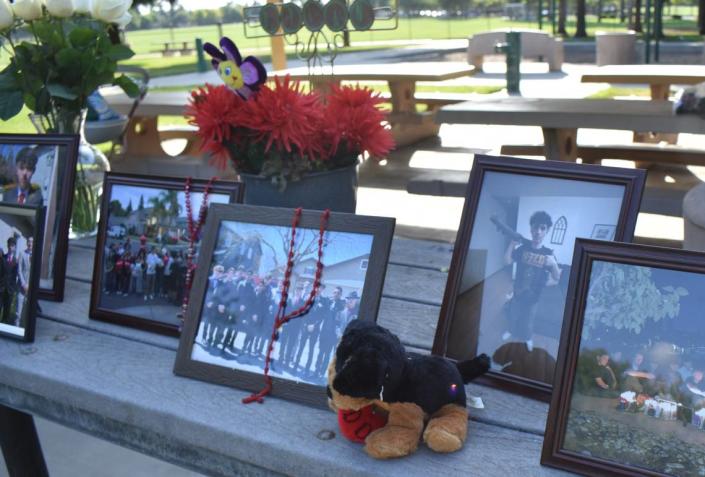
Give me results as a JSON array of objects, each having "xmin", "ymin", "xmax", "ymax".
[
  {"xmin": 240, "ymin": 75, "xmax": 326, "ymax": 159},
  {"xmin": 185, "ymin": 84, "xmax": 246, "ymax": 169},
  {"xmin": 323, "ymin": 84, "xmax": 395, "ymax": 159}
]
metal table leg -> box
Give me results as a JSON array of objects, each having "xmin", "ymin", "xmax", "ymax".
[{"xmin": 0, "ymin": 404, "xmax": 48, "ymax": 477}]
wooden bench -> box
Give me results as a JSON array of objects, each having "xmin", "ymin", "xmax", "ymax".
[
  {"xmin": 499, "ymin": 143, "xmax": 705, "ymax": 167},
  {"xmin": 0, "ymin": 237, "xmax": 569, "ymax": 476},
  {"xmin": 467, "ymin": 29, "xmax": 564, "ymax": 72},
  {"xmin": 379, "ymin": 92, "xmax": 472, "ymax": 111}
]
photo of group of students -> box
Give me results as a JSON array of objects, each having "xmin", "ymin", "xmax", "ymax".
[
  {"xmin": 576, "ymin": 347, "xmax": 705, "ymax": 417},
  {"xmin": 190, "ymin": 219, "xmax": 375, "ymax": 386},
  {"xmin": 96, "ymin": 182, "xmax": 233, "ymax": 328},
  {"xmin": 0, "ymin": 233, "xmax": 34, "ymax": 336}
]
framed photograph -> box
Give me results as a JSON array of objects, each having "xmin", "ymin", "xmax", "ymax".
[
  {"xmin": 0, "ymin": 204, "xmax": 45, "ymax": 342},
  {"xmin": 89, "ymin": 173, "xmax": 243, "ymax": 336},
  {"xmin": 543, "ymin": 240, "xmax": 705, "ymax": 477},
  {"xmin": 591, "ymin": 224, "xmax": 617, "ymax": 241},
  {"xmin": 0, "ymin": 133, "xmax": 79, "ymax": 301},
  {"xmin": 432, "ymin": 155, "xmax": 646, "ymax": 400},
  {"xmin": 174, "ymin": 204, "xmax": 395, "ymax": 407}
]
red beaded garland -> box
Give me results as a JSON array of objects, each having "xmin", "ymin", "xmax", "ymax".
[
  {"xmin": 179, "ymin": 176, "xmax": 217, "ymax": 327},
  {"xmin": 243, "ymin": 207, "xmax": 331, "ymax": 404}
]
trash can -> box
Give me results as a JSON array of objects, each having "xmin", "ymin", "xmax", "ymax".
[{"xmin": 595, "ymin": 31, "xmax": 637, "ymax": 65}]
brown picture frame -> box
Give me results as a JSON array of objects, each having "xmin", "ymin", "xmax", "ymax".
[
  {"xmin": 0, "ymin": 133, "xmax": 79, "ymax": 302},
  {"xmin": 174, "ymin": 204, "xmax": 395, "ymax": 408},
  {"xmin": 0, "ymin": 203, "xmax": 46, "ymax": 342},
  {"xmin": 431, "ymin": 154, "xmax": 645, "ymax": 400},
  {"xmin": 543, "ymin": 239, "xmax": 705, "ymax": 477},
  {"xmin": 89, "ymin": 172, "xmax": 243, "ymax": 336}
]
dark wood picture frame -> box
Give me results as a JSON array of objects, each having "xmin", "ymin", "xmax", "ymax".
[
  {"xmin": 0, "ymin": 203, "xmax": 46, "ymax": 342},
  {"xmin": 0, "ymin": 133, "xmax": 79, "ymax": 302},
  {"xmin": 543, "ymin": 239, "xmax": 705, "ymax": 477},
  {"xmin": 89, "ymin": 172, "xmax": 243, "ymax": 337},
  {"xmin": 431, "ymin": 155, "xmax": 646, "ymax": 400},
  {"xmin": 174, "ymin": 204, "xmax": 395, "ymax": 408}
]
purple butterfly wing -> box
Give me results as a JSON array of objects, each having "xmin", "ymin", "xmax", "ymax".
[
  {"xmin": 220, "ymin": 37, "xmax": 242, "ymax": 65},
  {"xmin": 241, "ymin": 56, "xmax": 267, "ymax": 89}
]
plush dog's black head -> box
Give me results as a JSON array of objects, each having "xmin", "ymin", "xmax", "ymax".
[{"xmin": 330, "ymin": 321, "xmax": 406, "ymax": 406}]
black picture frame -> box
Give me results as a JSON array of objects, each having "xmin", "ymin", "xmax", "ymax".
[
  {"xmin": 0, "ymin": 133, "xmax": 79, "ymax": 302},
  {"xmin": 89, "ymin": 172, "xmax": 243, "ymax": 336},
  {"xmin": 174, "ymin": 204, "xmax": 395, "ymax": 408},
  {"xmin": 0, "ymin": 203, "xmax": 46, "ymax": 342},
  {"xmin": 543, "ymin": 239, "xmax": 705, "ymax": 477},
  {"xmin": 431, "ymin": 154, "xmax": 646, "ymax": 400}
]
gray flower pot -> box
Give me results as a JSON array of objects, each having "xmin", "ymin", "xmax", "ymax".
[{"xmin": 240, "ymin": 165, "xmax": 358, "ymax": 213}]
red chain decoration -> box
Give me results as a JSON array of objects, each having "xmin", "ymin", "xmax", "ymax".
[
  {"xmin": 180, "ymin": 176, "xmax": 217, "ymax": 328},
  {"xmin": 243, "ymin": 207, "xmax": 331, "ymax": 404}
]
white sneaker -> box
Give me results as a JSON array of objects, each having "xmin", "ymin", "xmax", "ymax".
[
  {"xmin": 501, "ymin": 331, "xmax": 511, "ymax": 341},
  {"xmin": 526, "ymin": 340, "xmax": 533, "ymax": 352}
]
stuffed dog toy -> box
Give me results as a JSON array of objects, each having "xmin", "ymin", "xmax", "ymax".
[{"xmin": 327, "ymin": 320, "xmax": 490, "ymax": 459}]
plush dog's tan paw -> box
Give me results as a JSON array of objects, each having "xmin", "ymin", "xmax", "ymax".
[
  {"xmin": 423, "ymin": 404, "xmax": 468, "ymax": 453},
  {"xmin": 363, "ymin": 402, "xmax": 425, "ymax": 459},
  {"xmin": 364, "ymin": 425, "xmax": 420, "ymax": 459}
]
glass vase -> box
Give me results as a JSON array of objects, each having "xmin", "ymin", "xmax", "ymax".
[{"xmin": 30, "ymin": 109, "xmax": 110, "ymax": 238}]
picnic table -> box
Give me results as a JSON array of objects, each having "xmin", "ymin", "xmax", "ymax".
[
  {"xmin": 0, "ymin": 236, "xmax": 571, "ymax": 477},
  {"xmin": 278, "ymin": 62, "xmax": 476, "ymax": 147},
  {"xmin": 153, "ymin": 41, "xmax": 195, "ymax": 57},
  {"xmin": 581, "ymin": 65, "xmax": 705, "ymax": 144},
  {"xmin": 435, "ymin": 97, "xmax": 705, "ymax": 162},
  {"xmin": 580, "ymin": 64, "xmax": 705, "ymax": 100}
]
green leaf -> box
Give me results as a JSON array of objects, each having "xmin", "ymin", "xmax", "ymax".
[
  {"xmin": 69, "ymin": 27, "xmax": 98, "ymax": 49},
  {"xmin": 0, "ymin": 65, "xmax": 18, "ymax": 91},
  {"xmin": 47, "ymin": 83, "xmax": 78, "ymax": 100},
  {"xmin": 56, "ymin": 48, "xmax": 82, "ymax": 69},
  {"xmin": 113, "ymin": 74, "xmax": 139, "ymax": 98},
  {"xmin": 0, "ymin": 90, "xmax": 24, "ymax": 121},
  {"xmin": 35, "ymin": 87, "xmax": 51, "ymax": 115},
  {"xmin": 107, "ymin": 44, "xmax": 134, "ymax": 62}
]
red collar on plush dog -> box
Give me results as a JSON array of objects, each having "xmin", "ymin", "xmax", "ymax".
[{"xmin": 338, "ymin": 406, "xmax": 388, "ymax": 443}]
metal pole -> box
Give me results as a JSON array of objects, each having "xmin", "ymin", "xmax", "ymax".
[
  {"xmin": 644, "ymin": 0, "xmax": 652, "ymax": 63},
  {"xmin": 654, "ymin": 0, "xmax": 661, "ymax": 61},
  {"xmin": 551, "ymin": 0, "xmax": 556, "ymax": 34},
  {"xmin": 538, "ymin": 0, "xmax": 543, "ymax": 29}
]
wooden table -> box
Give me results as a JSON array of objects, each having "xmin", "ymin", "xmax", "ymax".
[
  {"xmin": 581, "ymin": 65, "xmax": 705, "ymax": 100},
  {"xmin": 279, "ymin": 62, "xmax": 476, "ymax": 147},
  {"xmin": 436, "ymin": 97, "xmax": 705, "ymax": 161},
  {"xmin": 0, "ymin": 237, "xmax": 569, "ymax": 476}
]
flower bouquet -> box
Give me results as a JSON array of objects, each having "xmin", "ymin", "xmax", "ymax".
[
  {"xmin": 186, "ymin": 68, "xmax": 395, "ymax": 193},
  {"xmin": 0, "ymin": 0, "xmax": 138, "ymax": 130}
]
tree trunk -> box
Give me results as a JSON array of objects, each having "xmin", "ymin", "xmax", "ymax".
[
  {"xmin": 575, "ymin": 0, "xmax": 587, "ymax": 37},
  {"xmin": 558, "ymin": 0, "xmax": 567, "ymax": 35},
  {"xmin": 620, "ymin": 0, "xmax": 626, "ymax": 22},
  {"xmin": 699, "ymin": 0, "xmax": 705, "ymax": 34}
]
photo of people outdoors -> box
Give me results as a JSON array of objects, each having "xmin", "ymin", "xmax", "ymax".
[
  {"xmin": 564, "ymin": 260, "xmax": 705, "ymax": 476},
  {"xmin": 0, "ymin": 141, "xmax": 64, "ymax": 291},
  {"xmin": 96, "ymin": 183, "xmax": 232, "ymax": 329},
  {"xmin": 0, "ymin": 206, "xmax": 40, "ymax": 340},
  {"xmin": 445, "ymin": 170, "xmax": 628, "ymax": 385},
  {"xmin": 190, "ymin": 220, "xmax": 374, "ymax": 387}
]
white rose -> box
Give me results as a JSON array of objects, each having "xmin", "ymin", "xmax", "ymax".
[
  {"xmin": 91, "ymin": 0, "xmax": 131, "ymax": 24},
  {"xmin": 11, "ymin": 0, "xmax": 42, "ymax": 21},
  {"xmin": 73, "ymin": 0, "xmax": 91, "ymax": 14},
  {"xmin": 0, "ymin": 0, "xmax": 14, "ymax": 30},
  {"xmin": 114, "ymin": 10, "xmax": 130, "ymax": 27},
  {"xmin": 45, "ymin": 0, "xmax": 74, "ymax": 17}
]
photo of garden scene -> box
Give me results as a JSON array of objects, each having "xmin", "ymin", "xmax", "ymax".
[
  {"xmin": 98, "ymin": 184, "xmax": 231, "ymax": 327},
  {"xmin": 565, "ymin": 261, "xmax": 705, "ymax": 476}
]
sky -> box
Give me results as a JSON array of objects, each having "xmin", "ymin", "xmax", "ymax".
[{"xmin": 109, "ymin": 184, "xmax": 231, "ymax": 218}]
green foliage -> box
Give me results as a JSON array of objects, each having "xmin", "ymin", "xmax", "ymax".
[
  {"xmin": 583, "ymin": 262, "xmax": 688, "ymax": 339},
  {"xmin": 0, "ymin": 15, "xmax": 139, "ymax": 129}
]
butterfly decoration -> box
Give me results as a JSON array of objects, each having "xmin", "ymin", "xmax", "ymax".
[{"xmin": 203, "ymin": 37, "xmax": 267, "ymax": 100}]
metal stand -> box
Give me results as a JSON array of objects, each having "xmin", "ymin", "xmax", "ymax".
[{"xmin": 0, "ymin": 404, "xmax": 49, "ymax": 477}]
